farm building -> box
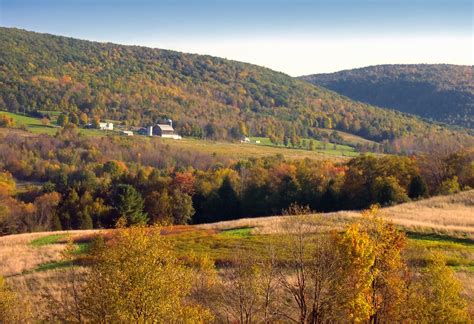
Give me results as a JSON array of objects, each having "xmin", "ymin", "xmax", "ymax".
[
  {"xmin": 148, "ymin": 123, "xmax": 182, "ymax": 139},
  {"xmin": 98, "ymin": 122, "xmax": 114, "ymax": 130},
  {"xmin": 120, "ymin": 130, "xmax": 133, "ymax": 136}
]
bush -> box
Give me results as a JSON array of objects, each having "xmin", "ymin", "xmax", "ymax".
[
  {"xmin": 438, "ymin": 176, "xmax": 461, "ymax": 195},
  {"xmin": 0, "ymin": 114, "xmax": 14, "ymax": 127},
  {"xmin": 373, "ymin": 176, "xmax": 409, "ymax": 206}
]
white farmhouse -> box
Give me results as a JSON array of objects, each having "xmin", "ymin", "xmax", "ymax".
[{"xmin": 98, "ymin": 122, "xmax": 114, "ymax": 131}]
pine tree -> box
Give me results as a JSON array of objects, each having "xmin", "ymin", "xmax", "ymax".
[
  {"xmin": 408, "ymin": 174, "xmax": 428, "ymax": 199},
  {"xmin": 113, "ymin": 184, "xmax": 148, "ymax": 226}
]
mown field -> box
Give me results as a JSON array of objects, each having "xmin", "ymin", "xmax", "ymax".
[
  {"xmin": 1, "ymin": 191, "xmax": 473, "ymax": 317},
  {"xmin": 159, "ymin": 137, "xmax": 357, "ymax": 160},
  {"xmin": 248, "ymin": 136, "xmax": 359, "ymax": 156}
]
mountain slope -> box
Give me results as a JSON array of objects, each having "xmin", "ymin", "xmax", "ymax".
[
  {"xmin": 300, "ymin": 64, "xmax": 474, "ymax": 128},
  {"xmin": 0, "ymin": 28, "xmax": 468, "ymax": 144}
]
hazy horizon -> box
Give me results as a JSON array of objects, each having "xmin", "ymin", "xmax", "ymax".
[{"xmin": 1, "ymin": 0, "xmax": 472, "ymax": 76}]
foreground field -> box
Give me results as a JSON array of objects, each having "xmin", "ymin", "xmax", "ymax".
[{"xmin": 1, "ymin": 191, "xmax": 473, "ymax": 318}]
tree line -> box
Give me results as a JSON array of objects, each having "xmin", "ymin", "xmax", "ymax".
[{"xmin": 0, "ymin": 127, "xmax": 472, "ymax": 235}]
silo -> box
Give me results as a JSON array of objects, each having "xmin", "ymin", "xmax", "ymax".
[{"xmin": 147, "ymin": 126, "xmax": 153, "ymax": 136}]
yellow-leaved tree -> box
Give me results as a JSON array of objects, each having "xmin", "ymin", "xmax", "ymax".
[
  {"xmin": 334, "ymin": 223, "xmax": 376, "ymax": 322},
  {"xmin": 407, "ymin": 252, "xmax": 469, "ymax": 323},
  {"xmin": 361, "ymin": 206, "xmax": 408, "ymax": 323},
  {"xmin": 46, "ymin": 224, "xmax": 214, "ymax": 323},
  {"xmin": 84, "ymin": 225, "xmax": 213, "ymax": 323}
]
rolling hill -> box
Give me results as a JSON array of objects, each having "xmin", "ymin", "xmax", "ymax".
[
  {"xmin": 300, "ymin": 64, "xmax": 474, "ymax": 128},
  {"xmin": 0, "ymin": 28, "xmax": 468, "ymax": 145}
]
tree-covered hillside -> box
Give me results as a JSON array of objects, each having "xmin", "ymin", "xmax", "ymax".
[
  {"xmin": 0, "ymin": 28, "xmax": 468, "ymax": 143},
  {"xmin": 301, "ymin": 64, "xmax": 474, "ymax": 128}
]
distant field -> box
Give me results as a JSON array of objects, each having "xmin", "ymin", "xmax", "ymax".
[
  {"xmin": 158, "ymin": 137, "xmax": 357, "ymax": 160},
  {"xmin": 315, "ymin": 128, "xmax": 378, "ymax": 146},
  {"xmin": 1, "ymin": 191, "xmax": 473, "ymax": 317},
  {"xmin": 0, "ymin": 111, "xmax": 121, "ymax": 137},
  {"xmin": 1, "ymin": 111, "xmax": 359, "ymax": 159},
  {"xmin": 0, "ymin": 111, "xmax": 59, "ymax": 135},
  {"xmin": 249, "ymin": 136, "xmax": 359, "ymax": 156}
]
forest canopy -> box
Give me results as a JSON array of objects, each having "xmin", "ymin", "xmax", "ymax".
[{"xmin": 301, "ymin": 64, "xmax": 474, "ymax": 128}]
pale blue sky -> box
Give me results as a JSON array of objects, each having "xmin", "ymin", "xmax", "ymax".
[{"xmin": 1, "ymin": 0, "xmax": 472, "ymax": 75}]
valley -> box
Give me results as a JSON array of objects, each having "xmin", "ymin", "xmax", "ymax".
[{"xmin": 0, "ymin": 22, "xmax": 472, "ymax": 323}]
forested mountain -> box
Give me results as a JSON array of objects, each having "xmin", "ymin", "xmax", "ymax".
[
  {"xmin": 0, "ymin": 28, "xmax": 469, "ymax": 144},
  {"xmin": 301, "ymin": 64, "xmax": 474, "ymax": 128}
]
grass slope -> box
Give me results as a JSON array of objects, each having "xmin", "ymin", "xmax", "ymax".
[
  {"xmin": 0, "ymin": 111, "xmax": 111, "ymax": 136},
  {"xmin": 0, "ymin": 111, "xmax": 58, "ymax": 135}
]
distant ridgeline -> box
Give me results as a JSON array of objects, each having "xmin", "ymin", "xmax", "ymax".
[
  {"xmin": 0, "ymin": 28, "xmax": 471, "ymax": 146},
  {"xmin": 300, "ymin": 64, "xmax": 474, "ymax": 129}
]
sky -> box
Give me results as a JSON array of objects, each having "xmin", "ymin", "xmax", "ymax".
[{"xmin": 0, "ymin": 0, "xmax": 472, "ymax": 76}]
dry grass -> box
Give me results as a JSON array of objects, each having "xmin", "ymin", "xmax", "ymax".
[
  {"xmin": 198, "ymin": 213, "xmax": 355, "ymax": 235},
  {"xmin": 381, "ymin": 190, "xmax": 474, "ymax": 236},
  {"xmin": 6, "ymin": 268, "xmax": 87, "ymax": 317},
  {"xmin": 0, "ymin": 230, "xmax": 102, "ymax": 276},
  {"xmin": 199, "ymin": 190, "xmax": 474, "ymax": 238},
  {"xmin": 456, "ymin": 271, "xmax": 474, "ymax": 317}
]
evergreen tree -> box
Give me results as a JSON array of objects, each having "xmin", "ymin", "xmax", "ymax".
[
  {"xmin": 373, "ymin": 176, "xmax": 409, "ymax": 206},
  {"xmin": 320, "ymin": 183, "xmax": 338, "ymax": 212},
  {"xmin": 113, "ymin": 184, "xmax": 148, "ymax": 226},
  {"xmin": 59, "ymin": 189, "xmax": 79, "ymax": 229},
  {"xmin": 217, "ymin": 177, "xmax": 240, "ymax": 220},
  {"xmin": 74, "ymin": 211, "xmax": 93, "ymax": 229},
  {"xmin": 276, "ymin": 175, "xmax": 300, "ymax": 212},
  {"xmin": 408, "ymin": 175, "xmax": 428, "ymax": 199}
]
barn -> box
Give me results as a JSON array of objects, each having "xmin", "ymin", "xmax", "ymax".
[{"xmin": 150, "ymin": 124, "xmax": 182, "ymax": 139}]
